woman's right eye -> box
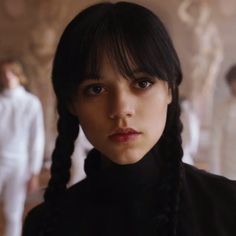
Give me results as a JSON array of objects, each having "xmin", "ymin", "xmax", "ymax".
[{"xmin": 85, "ymin": 84, "xmax": 105, "ymax": 96}]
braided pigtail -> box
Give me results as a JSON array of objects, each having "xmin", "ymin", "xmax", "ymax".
[
  {"xmin": 165, "ymin": 93, "xmax": 183, "ymax": 236},
  {"xmin": 42, "ymin": 103, "xmax": 79, "ymax": 234},
  {"xmin": 154, "ymin": 88, "xmax": 183, "ymax": 236}
]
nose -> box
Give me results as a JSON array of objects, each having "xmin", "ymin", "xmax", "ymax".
[{"xmin": 108, "ymin": 90, "xmax": 135, "ymax": 120}]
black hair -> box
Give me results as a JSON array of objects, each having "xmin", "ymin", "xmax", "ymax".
[
  {"xmin": 44, "ymin": 2, "xmax": 183, "ymax": 235},
  {"xmin": 226, "ymin": 64, "xmax": 236, "ymax": 84}
]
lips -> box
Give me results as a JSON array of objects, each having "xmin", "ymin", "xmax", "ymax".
[{"xmin": 109, "ymin": 128, "xmax": 141, "ymax": 143}]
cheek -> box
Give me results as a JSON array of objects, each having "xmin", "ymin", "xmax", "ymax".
[
  {"xmin": 141, "ymin": 89, "xmax": 169, "ymax": 120},
  {"xmin": 149, "ymin": 105, "xmax": 168, "ymax": 134},
  {"xmin": 78, "ymin": 109, "xmax": 96, "ymax": 133},
  {"xmin": 76, "ymin": 105, "xmax": 105, "ymax": 143},
  {"xmin": 141, "ymin": 94, "xmax": 169, "ymax": 138},
  {"xmin": 78, "ymin": 117, "xmax": 97, "ymax": 147}
]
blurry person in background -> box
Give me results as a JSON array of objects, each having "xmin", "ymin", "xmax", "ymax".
[
  {"xmin": 210, "ymin": 64, "xmax": 236, "ymax": 179},
  {"xmin": 180, "ymin": 96, "xmax": 200, "ymax": 165},
  {"xmin": 0, "ymin": 59, "xmax": 45, "ymax": 236}
]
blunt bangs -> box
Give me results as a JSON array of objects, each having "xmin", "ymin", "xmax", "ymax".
[{"xmin": 52, "ymin": 2, "xmax": 182, "ymax": 104}]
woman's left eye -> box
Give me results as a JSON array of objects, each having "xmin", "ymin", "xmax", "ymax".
[
  {"xmin": 134, "ymin": 79, "xmax": 153, "ymax": 89},
  {"xmin": 84, "ymin": 84, "xmax": 105, "ymax": 96}
]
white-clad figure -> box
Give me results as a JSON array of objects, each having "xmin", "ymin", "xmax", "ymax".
[
  {"xmin": 180, "ymin": 97, "xmax": 200, "ymax": 165},
  {"xmin": 0, "ymin": 59, "xmax": 45, "ymax": 236},
  {"xmin": 69, "ymin": 127, "xmax": 93, "ymax": 186},
  {"xmin": 209, "ymin": 65, "xmax": 236, "ymax": 179}
]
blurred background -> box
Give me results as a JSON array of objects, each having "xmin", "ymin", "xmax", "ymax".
[{"xmin": 0, "ymin": 0, "xmax": 236, "ymax": 234}]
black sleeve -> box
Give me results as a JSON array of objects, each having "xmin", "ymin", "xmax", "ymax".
[{"xmin": 22, "ymin": 203, "xmax": 47, "ymax": 236}]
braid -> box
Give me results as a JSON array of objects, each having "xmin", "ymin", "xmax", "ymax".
[
  {"xmin": 42, "ymin": 102, "xmax": 79, "ymax": 234},
  {"xmin": 154, "ymin": 89, "xmax": 183, "ymax": 236},
  {"xmin": 166, "ymin": 98, "xmax": 183, "ymax": 236}
]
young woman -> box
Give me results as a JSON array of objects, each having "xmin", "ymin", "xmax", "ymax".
[{"xmin": 23, "ymin": 2, "xmax": 236, "ymax": 236}]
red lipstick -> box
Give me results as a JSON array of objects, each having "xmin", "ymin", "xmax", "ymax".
[{"xmin": 109, "ymin": 128, "xmax": 141, "ymax": 143}]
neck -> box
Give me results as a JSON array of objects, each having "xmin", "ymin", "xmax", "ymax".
[
  {"xmin": 85, "ymin": 146, "xmax": 165, "ymax": 199},
  {"xmin": 8, "ymin": 81, "xmax": 20, "ymax": 89}
]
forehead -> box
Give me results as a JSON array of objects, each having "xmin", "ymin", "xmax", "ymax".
[
  {"xmin": 100, "ymin": 55, "xmax": 133, "ymax": 76},
  {"xmin": 84, "ymin": 52, "xmax": 152, "ymax": 81},
  {"xmin": 85, "ymin": 66, "xmax": 152, "ymax": 84}
]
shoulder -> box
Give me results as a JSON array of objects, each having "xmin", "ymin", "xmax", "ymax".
[
  {"xmin": 23, "ymin": 179, "xmax": 91, "ymax": 235},
  {"xmin": 22, "ymin": 91, "xmax": 43, "ymax": 115},
  {"xmin": 182, "ymin": 163, "xmax": 236, "ymax": 215},
  {"xmin": 24, "ymin": 91, "xmax": 41, "ymax": 106},
  {"xmin": 183, "ymin": 163, "xmax": 236, "ymax": 192},
  {"xmin": 62, "ymin": 178, "xmax": 92, "ymax": 209},
  {"xmin": 23, "ymin": 203, "xmax": 47, "ymax": 236}
]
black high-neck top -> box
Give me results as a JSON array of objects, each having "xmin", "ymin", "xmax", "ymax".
[
  {"xmin": 23, "ymin": 149, "xmax": 236, "ymax": 236},
  {"xmin": 85, "ymin": 148, "xmax": 161, "ymax": 200},
  {"xmin": 67, "ymin": 148, "xmax": 165, "ymax": 235}
]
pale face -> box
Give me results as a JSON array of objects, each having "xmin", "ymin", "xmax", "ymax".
[{"xmin": 71, "ymin": 59, "xmax": 172, "ymax": 165}]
